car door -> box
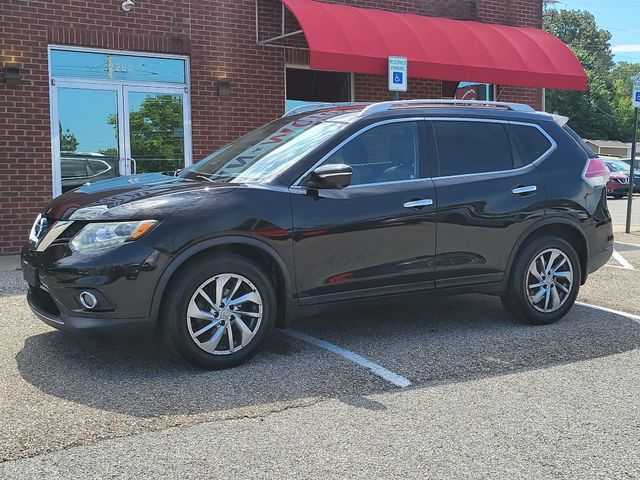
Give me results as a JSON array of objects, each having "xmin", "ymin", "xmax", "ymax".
[
  {"xmin": 430, "ymin": 119, "xmax": 551, "ymax": 288},
  {"xmin": 290, "ymin": 118, "xmax": 437, "ymax": 305}
]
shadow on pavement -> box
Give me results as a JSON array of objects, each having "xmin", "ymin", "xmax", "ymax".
[
  {"xmin": 293, "ymin": 294, "xmax": 640, "ymax": 384},
  {"xmin": 15, "ymin": 294, "xmax": 640, "ymax": 418}
]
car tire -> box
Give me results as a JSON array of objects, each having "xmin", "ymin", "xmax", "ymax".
[
  {"xmin": 160, "ymin": 254, "xmax": 276, "ymax": 369},
  {"xmin": 612, "ymin": 194, "xmax": 624, "ymax": 199},
  {"xmin": 501, "ymin": 236, "xmax": 581, "ymax": 325}
]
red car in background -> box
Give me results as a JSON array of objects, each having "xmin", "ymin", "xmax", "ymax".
[{"xmin": 603, "ymin": 158, "xmax": 633, "ymax": 198}]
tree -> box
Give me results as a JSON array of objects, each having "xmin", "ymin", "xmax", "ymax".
[
  {"xmin": 109, "ymin": 95, "xmax": 184, "ymax": 173},
  {"xmin": 544, "ymin": 9, "xmax": 617, "ymax": 139},
  {"xmin": 611, "ymin": 62, "xmax": 640, "ymax": 142},
  {"xmin": 60, "ymin": 124, "xmax": 79, "ymax": 152},
  {"xmin": 98, "ymin": 147, "xmax": 118, "ymax": 157}
]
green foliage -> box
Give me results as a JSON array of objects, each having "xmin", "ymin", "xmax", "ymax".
[
  {"xmin": 108, "ymin": 94, "xmax": 184, "ymax": 173},
  {"xmin": 59, "ymin": 124, "xmax": 79, "ymax": 152},
  {"xmin": 98, "ymin": 147, "xmax": 118, "ymax": 157},
  {"xmin": 544, "ymin": 9, "xmax": 621, "ymax": 140},
  {"xmin": 611, "ymin": 62, "xmax": 640, "ymax": 142}
]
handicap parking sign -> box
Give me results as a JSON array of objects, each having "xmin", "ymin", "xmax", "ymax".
[
  {"xmin": 388, "ymin": 56, "xmax": 408, "ymax": 92},
  {"xmin": 633, "ymin": 77, "xmax": 640, "ymax": 108}
]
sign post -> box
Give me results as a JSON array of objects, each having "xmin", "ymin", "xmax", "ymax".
[
  {"xmin": 625, "ymin": 77, "xmax": 640, "ymax": 233},
  {"xmin": 388, "ymin": 56, "xmax": 408, "ymax": 100}
]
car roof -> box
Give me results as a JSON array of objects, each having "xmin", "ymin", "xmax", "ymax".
[{"xmin": 285, "ymin": 100, "xmax": 561, "ymax": 126}]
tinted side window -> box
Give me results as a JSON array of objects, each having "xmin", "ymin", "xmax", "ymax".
[
  {"xmin": 433, "ymin": 121, "xmax": 513, "ymax": 176},
  {"xmin": 324, "ymin": 121, "xmax": 419, "ymax": 186},
  {"xmin": 507, "ymin": 124, "xmax": 552, "ymax": 167}
]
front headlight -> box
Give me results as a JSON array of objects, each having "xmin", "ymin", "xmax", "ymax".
[
  {"xmin": 70, "ymin": 220, "xmax": 157, "ymax": 252},
  {"xmin": 29, "ymin": 214, "xmax": 46, "ymax": 243}
]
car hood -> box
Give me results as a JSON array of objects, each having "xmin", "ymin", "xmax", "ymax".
[{"xmin": 43, "ymin": 173, "xmax": 237, "ymax": 221}]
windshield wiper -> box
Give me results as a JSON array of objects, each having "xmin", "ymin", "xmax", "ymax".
[{"xmin": 195, "ymin": 174, "xmax": 216, "ymax": 183}]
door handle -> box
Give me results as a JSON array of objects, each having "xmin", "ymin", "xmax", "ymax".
[
  {"xmin": 127, "ymin": 157, "xmax": 137, "ymax": 175},
  {"xmin": 403, "ymin": 199, "xmax": 433, "ymax": 208},
  {"xmin": 512, "ymin": 185, "xmax": 537, "ymax": 195}
]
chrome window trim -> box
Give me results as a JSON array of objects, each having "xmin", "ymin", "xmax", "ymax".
[
  {"xmin": 289, "ymin": 177, "xmax": 432, "ymax": 194},
  {"xmin": 428, "ymin": 117, "xmax": 557, "ymax": 181},
  {"xmin": 291, "ymin": 117, "xmax": 424, "ymax": 189}
]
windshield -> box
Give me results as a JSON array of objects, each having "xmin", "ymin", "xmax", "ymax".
[
  {"xmin": 181, "ymin": 112, "xmax": 347, "ymax": 184},
  {"xmin": 605, "ymin": 160, "xmax": 630, "ymax": 173}
]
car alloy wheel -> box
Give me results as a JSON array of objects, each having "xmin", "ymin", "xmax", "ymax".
[
  {"xmin": 525, "ymin": 248, "xmax": 574, "ymax": 313},
  {"xmin": 186, "ymin": 273, "xmax": 263, "ymax": 355}
]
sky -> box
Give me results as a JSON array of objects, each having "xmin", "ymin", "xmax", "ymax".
[{"xmin": 552, "ymin": 0, "xmax": 640, "ymax": 64}]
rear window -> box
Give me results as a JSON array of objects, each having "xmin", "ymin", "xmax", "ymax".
[
  {"xmin": 433, "ymin": 121, "xmax": 513, "ymax": 176},
  {"xmin": 507, "ymin": 124, "xmax": 553, "ymax": 167}
]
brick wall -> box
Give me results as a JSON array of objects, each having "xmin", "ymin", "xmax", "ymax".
[{"xmin": 0, "ymin": 0, "xmax": 542, "ymax": 255}]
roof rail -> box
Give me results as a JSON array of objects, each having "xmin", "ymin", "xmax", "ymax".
[
  {"xmin": 283, "ymin": 102, "xmax": 370, "ymax": 117},
  {"xmin": 359, "ymin": 99, "xmax": 535, "ymax": 117}
]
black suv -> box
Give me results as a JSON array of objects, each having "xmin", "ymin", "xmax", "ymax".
[{"xmin": 23, "ymin": 100, "xmax": 613, "ymax": 369}]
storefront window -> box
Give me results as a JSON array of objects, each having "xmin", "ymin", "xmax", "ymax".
[
  {"xmin": 455, "ymin": 81, "xmax": 494, "ymax": 101},
  {"xmin": 50, "ymin": 50, "xmax": 186, "ymax": 84},
  {"xmin": 285, "ymin": 68, "xmax": 352, "ymax": 113}
]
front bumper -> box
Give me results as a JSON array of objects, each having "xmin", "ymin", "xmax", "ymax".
[
  {"xmin": 27, "ymin": 287, "xmax": 154, "ymax": 334},
  {"xmin": 607, "ymin": 184, "xmax": 630, "ymax": 196},
  {"xmin": 22, "ymin": 239, "xmax": 172, "ymax": 333}
]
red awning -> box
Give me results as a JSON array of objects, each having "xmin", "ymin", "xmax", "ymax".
[{"xmin": 281, "ymin": 0, "xmax": 587, "ymax": 91}]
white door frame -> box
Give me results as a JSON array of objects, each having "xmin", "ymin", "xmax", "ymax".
[{"xmin": 48, "ymin": 46, "xmax": 192, "ymax": 197}]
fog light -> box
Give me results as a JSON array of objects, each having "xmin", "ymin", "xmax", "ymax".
[{"xmin": 79, "ymin": 291, "xmax": 98, "ymax": 309}]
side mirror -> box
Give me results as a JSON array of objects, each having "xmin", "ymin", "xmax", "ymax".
[{"xmin": 307, "ymin": 164, "xmax": 353, "ymax": 190}]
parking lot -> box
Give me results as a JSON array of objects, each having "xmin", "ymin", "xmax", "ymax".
[{"xmin": 1, "ymin": 233, "xmax": 640, "ymax": 478}]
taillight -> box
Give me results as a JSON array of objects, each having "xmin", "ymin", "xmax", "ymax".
[{"xmin": 582, "ymin": 157, "xmax": 609, "ymax": 187}]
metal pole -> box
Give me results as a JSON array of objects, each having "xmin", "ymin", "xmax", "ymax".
[
  {"xmin": 625, "ymin": 107, "xmax": 639, "ymax": 233},
  {"xmin": 394, "ymin": 91, "xmax": 400, "ymax": 101}
]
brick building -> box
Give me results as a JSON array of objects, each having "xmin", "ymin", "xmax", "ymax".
[{"xmin": 1, "ymin": 0, "xmax": 583, "ymax": 255}]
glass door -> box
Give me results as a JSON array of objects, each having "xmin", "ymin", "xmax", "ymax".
[
  {"xmin": 123, "ymin": 86, "xmax": 189, "ymax": 175},
  {"xmin": 51, "ymin": 82, "xmax": 191, "ymax": 194},
  {"xmin": 49, "ymin": 48, "xmax": 191, "ymax": 196},
  {"xmin": 53, "ymin": 82, "xmax": 124, "ymax": 193}
]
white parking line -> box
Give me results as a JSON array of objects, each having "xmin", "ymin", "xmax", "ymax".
[
  {"xmin": 576, "ymin": 301, "xmax": 640, "ymax": 322},
  {"xmin": 614, "ymin": 240, "xmax": 640, "ymax": 248},
  {"xmin": 281, "ymin": 328, "xmax": 412, "ymax": 388},
  {"xmin": 604, "ymin": 264, "xmax": 628, "ymax": 270},
  {"xmin": 612, "ymin": 249, "xmax": 634, "ymax": 269}
]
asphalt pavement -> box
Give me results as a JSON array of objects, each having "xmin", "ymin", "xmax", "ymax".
[
  {"xmin": 605, "ymin": 194, "xmax": 640, "ymax": 227},
  {"xmin": 1, "ymin": 233, "xmax": 640, "ymax": 478}
]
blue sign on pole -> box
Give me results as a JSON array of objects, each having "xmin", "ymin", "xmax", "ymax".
[
  {"xmin": 636, "ymin": 91, "xmax": 640, "ymax": 103},
  {"xmin": 388, "ymin": 56, "xmax": 408, "ymax": 93}
]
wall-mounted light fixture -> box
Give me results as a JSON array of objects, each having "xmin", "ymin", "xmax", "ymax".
[
  {"xmin": 121, "ymin": 0, "xmax": 135, "ymax": 12},
  {"xmin": 218, "ymin": 80, "xmax": 231, "ymax": 97},
  {"xmin": 5, "ymin": 64, "xmax": 21, "ymax": 87}
]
